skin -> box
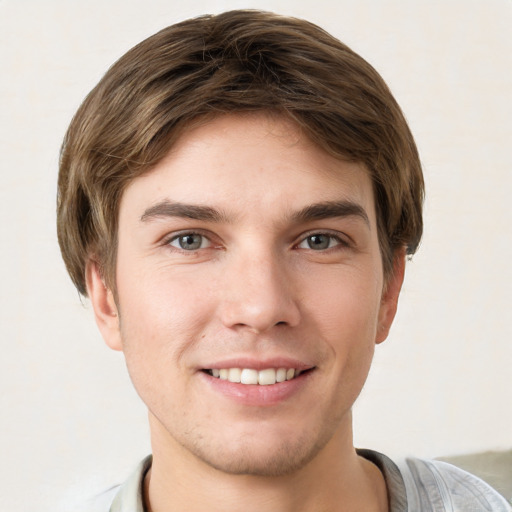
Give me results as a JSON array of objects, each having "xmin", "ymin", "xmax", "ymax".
[{"xmin": 87, "ymin": 113, "xmax": 405, "ymax": 512}]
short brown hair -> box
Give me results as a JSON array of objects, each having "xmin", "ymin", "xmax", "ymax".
[{"xmin": 57, "ymin": 9, "xmax": 424, "ymax": 296}]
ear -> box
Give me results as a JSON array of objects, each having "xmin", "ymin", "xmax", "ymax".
[
  {"xmin": 85, "ymin": 259, "xmax": 123, "ymax": 351},
  {"xmin": 375, "ymin": 248, "xmax": 406, "ymax": 344}
]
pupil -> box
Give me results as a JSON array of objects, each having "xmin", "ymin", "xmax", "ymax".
[
  {"xmin": 180, "ymin": 234, "xmax": 201, "ymax": 250},
  {"xmin": 309, "ymin": 235, "xmax": 329, "ymax": 250}
]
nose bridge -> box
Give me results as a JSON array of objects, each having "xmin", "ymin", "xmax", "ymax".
[{"xmin": 219, "ymin": 244, "xmax": 300, "ymax": 332}]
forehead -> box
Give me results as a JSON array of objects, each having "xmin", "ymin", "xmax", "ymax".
[{"xmin": 120, "ymin": 113, "xmax": 376, "ymax": 224}]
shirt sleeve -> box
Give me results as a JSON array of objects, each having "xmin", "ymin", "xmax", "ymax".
[{"xmin": 399, "ymin": 457, "xmax": 512, "ymax": 512}]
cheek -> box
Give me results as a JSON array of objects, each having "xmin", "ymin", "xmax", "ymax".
[
  {"xmin": 115, "ymin": 268, "xmax": 218, "ymax": 415},
  {"xmin": 303, "ymin": 267, "xmax": 382, "ymax": 343},
  {"xmin": 303, "ymin": 267, "xmax": 382, "ymax": 396},
  {"xmin": 115, "ymin": 263, "xmax": 218, "ymax": 368}
]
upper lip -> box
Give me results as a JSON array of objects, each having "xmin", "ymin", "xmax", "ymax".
[{"xmin": 199, "ymin": 356, "xmax": 315, "ymax": 371}]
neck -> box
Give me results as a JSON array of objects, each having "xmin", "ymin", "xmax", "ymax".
[{"xmin": 144, "ymin": 413, "xmax": 388, "ymax": 512}]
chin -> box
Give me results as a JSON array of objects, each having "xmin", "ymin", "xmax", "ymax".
[{"xmin": 185, "ymin": 426, "xmax": 334, "ymax": 477}]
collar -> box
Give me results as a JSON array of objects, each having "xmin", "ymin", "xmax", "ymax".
[{"xmin": 108, "ymin": 450, "xmax": 407, "ymax": 512}]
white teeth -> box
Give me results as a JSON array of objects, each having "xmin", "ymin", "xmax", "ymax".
[
  {"xmin": 240, "ymin": 368, "xmax": 258, "ymax": 384},
  {"xmin": 228, "ymin": 368, "xmax": 241, "ymax": 383},
  {"xmin": 276, "ymin": 368, "xmax": 287, "ymax": 383},
  {"xmin": 258, "ymin": 368, "xmax": 276, "ymax": 385},
  {"xmin": 209, "ymin": 367, "xmax": 302, "ymax": 385}
]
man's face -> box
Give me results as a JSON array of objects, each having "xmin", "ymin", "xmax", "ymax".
[{"xmin": 90, "ymin": 114, "xmax": 403, "ymax": 476}]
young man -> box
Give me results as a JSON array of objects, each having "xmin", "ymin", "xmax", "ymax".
[{"xmin": 57, "ymin": 10, "xmax": 510, "ymax": 512}]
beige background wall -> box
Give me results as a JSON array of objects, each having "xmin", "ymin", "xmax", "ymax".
[{"xmin": 1, "ymin": 0, "xmax": 511, "ymax": 510}]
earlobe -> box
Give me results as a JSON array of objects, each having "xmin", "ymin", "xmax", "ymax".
[
  {"xmin": 85, "ymin": 260, "xmax": 123, "ymax": 351},
  {"xmin": 375, "ymin": 248, "xmax": 406, "ymax": 344}
]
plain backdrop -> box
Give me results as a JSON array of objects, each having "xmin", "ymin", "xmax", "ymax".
[{"xmin": 1, "ymin": 0, "xmax": 511, "ymax": 510}]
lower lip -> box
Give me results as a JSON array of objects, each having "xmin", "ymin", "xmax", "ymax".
[{"xmin": 199, "ymin": 370, "xmax": 313, "ymax": 406}]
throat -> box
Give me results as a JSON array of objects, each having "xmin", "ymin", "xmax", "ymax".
[{"xmin": 144, "ymin": 441, "xmax": 389, "ymax": 512}]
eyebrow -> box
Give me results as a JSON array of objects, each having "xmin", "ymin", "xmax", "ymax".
[
  {"xmin": 140, "ymin": 199, "xmax": 370, "ymax": 227},
  {"xmin": 291, "ymin": 200, "xmax": 370, "ymax": 228},
  {"xmin": 140, "ymin": 200, "xmax": 230, "ymax": 223}
]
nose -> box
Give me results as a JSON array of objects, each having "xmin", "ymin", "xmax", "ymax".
[{"xmin": 218, "ymin": 249, "xmax": 301, "ymax": 334}]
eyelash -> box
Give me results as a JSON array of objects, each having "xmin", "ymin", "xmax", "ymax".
[
  {"xmin": 163, "ymin": 230, "xmax": 350, "ymax": 253},
  {"xmin": 164, "ymin": 230, "xmax": 214, "ymax": 251},
  {"xmin": 295, "ymin": 231, "xmax": 350, "ymax": 251}
]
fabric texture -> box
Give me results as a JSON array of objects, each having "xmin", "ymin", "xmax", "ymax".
[
  {"xmin": 86, "ymin": 451, "xmax": 511, "ymax": 511},
  {"xmin": 438, "ymin": 450, "xmax": 512, "ymax": 503}
]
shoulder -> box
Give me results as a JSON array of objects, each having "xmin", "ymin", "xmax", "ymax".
[
  {"xmin": 66, "ymin": 485, "xmax": 119, "ymax": 512},
  {"xmin": 399, "ymin": 457, "xmax": 512, "ymax": 511},
  {"xmin": 74, "ymin": 455, "xmax": 151, "ymax": 512}
]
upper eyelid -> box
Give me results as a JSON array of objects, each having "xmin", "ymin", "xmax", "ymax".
[
  {"xmin": 294, "ymin": 229, "xmax": 352, "ymax": 246},
  {"xmin": 161, "ymin": 228, "xmax": 215, "ymax": 243},
  {"xmin": 167, "ymin": 232, "xmax": 211, "ymax": 251},
  {"xmin": 159, "ymin": 228, "xmax": 352, "ymax": 248}
]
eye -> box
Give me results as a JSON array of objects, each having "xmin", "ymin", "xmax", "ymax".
[
  {"xmin": 168, "ymin": 233, "xmax": 210, "ymax": 251},
  {"xmin": 298, "ymin": 233, "xmax": 342, "ymax": 251}
]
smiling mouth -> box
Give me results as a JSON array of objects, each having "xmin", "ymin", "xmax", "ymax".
[{"xmin": 203, "ymin": 367, "xmax": 314, "ymax": 385}]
